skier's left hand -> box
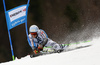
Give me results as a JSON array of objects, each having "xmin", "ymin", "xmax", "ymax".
[
  {"xmin": 38, "ymin": 44, "xmax": 43, "ymax": 51},
  {"xmin": 37, "ymin": 38, "xmax": 48, "ymax": 50}
]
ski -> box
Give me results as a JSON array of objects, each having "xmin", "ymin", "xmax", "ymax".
[{"xmin": 30, "ymin": 42, "xmax": 92, "ymax": 58}]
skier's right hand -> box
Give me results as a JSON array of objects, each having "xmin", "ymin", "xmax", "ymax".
[
  {"xmin": 33, "ymin": 49, "xmax": 39, "ymax": 54},
  {"xmin": 32, "ymin": 46, "xmax": 40, "ymax": 54}
]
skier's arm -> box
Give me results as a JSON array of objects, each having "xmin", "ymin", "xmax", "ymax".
[
  {"xmin": 29, "ymin": 34, "xmax": 35, "ymax": 49},
  {"xmin": 36, "ymin": 29, "xmax": 48, "ymax": 50},
  {"xmin": 40, "ymin": 29, "xmax": 48, "ymax": 45}
]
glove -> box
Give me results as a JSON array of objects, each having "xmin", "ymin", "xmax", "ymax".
[
  {"xmin": 38, "ymin": 44, "xmax": 43, "ymax": 51},
  {"xmin": 33, "ymin": 49, "xmax": 39, "ymax": 54},
  {"xmin": 32, "ymin": 46, "xmax": 39, "ymax": 54}
]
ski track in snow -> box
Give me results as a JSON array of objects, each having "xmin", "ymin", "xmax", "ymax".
[{"xmin": 0, "ymin": 37, "xmax": 100, "ymax": 65}]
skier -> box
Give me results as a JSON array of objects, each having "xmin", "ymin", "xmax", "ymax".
[{"xmin": 28, "ymin": 25, "xmax": 67, "ymax": 56}]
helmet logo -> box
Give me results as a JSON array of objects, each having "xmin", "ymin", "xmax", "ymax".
[{"xmin": 32, "ymin": 29, "xmax": 36, "ymax": 32}]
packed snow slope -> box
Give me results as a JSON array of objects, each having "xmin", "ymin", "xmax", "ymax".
[{"xmin": 1, "ymin": 38, "xmax": 100, "ymax": 65}]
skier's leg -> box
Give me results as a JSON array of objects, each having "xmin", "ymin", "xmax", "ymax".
[{"xmin": 45, "ymin": 40, "xmax": 64, "ymax": 52}]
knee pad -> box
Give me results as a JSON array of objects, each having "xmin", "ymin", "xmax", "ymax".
[{"xmin": 52, "ymin": 44, "xmax": 61, "ymax": 50}]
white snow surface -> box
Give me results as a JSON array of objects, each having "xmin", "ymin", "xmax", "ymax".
[{"xmin": 1, "ymin": 38, "xmax": 100, "ymax": 65}]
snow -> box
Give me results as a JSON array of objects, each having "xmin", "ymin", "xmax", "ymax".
[{"xmin": 1, "ymin": 38, "xmax": 100, "ymax": 65}]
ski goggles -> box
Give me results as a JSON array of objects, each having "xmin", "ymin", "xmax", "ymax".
[{"xmin": 30, "ymin": 32, "xmax": 37, "ymax": 35}]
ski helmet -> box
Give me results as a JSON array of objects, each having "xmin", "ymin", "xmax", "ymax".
[{"xmin": 29, "ymin": 25, "xmax": 39, "ymax": 33}]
